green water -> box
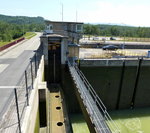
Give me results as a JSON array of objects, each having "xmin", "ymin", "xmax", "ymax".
[
  {"xmin": 109, "ymin": 108, "xmax": 150, "ymax": 133},
  {"xmin": 70, "ymin": 108, "xmax": 150, "ymax": 133},
  {"xmin": 70, "ymin": 114, "xmax": 90, "ymax": 133}
]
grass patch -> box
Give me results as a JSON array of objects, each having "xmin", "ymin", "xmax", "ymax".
[
  {"xmin": 0, "ymin": 41, "xmax": 9, "ymax": 47},
  {"xmin": 24, "ymin": 32, "xmax": 36, "ymax": 39},
  {"xmin": 0, "ymin": 32, "xmax": 36, "ymax": 48}
]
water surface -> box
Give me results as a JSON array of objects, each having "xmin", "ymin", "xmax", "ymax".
[
  {"xmin": 70, "ymin": 114, "xmax": 90, "ymax": 133},
  {"xmin": 109, "ymin": 108, "xmax": 150, "ymax": 133}
]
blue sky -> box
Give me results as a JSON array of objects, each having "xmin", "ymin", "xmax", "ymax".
[{"xmin": 1, "ymin": 0, "xmax": 150, "ymax": 26}]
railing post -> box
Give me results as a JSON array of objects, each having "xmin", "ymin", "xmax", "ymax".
[
  {"xmin": 95, "ymin": 95, "xmax": 97, "ymax": 104},
  {"xmin": 30, "ymin": 60, "xmax": 33, "ymax": 89},
  {"xmin": 25, "ymin": 70, "xmax": 29, "ymax": 106},
  {"xmin": 14, "ymin": 88, "xmax": 21, "ymax": 133},
  {"xmin": 91, "ymin": 107, "xmax": 94, "ymax": 122},
  {"xmin": 104, "ymin": 110, "xmax": 106, "ymax": 120},
  {"xmin": 34, "ymin": 51, "xmax": 37, "ymax": 77}
]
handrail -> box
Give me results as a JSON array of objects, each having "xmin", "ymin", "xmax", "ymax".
[
  {"xmin": 68, "ymin": 60, "xmax": 120, "ymax": 133},
  {"xmin": 76, "ymin": 67, "xmax": 119, "ymax": 132},
  {"xmin": 70, "ymin": 65, "xmax": 109, "ymax": 133},
  {"xmin": 76, "ymin": 67, "xmax": 107, "ymax": 111}
]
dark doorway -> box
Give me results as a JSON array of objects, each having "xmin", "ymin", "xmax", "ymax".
[{"xmin": 48, "ymin": 38, "xmax": 61, "ymax": 83}]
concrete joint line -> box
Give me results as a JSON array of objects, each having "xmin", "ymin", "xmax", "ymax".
[{"xmin": 0, "ymin": 86, "xmax": 21, "ymax": 88}]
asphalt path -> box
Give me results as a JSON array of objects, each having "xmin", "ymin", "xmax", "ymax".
[
  {"xmin": 80, "ymin": 38, "xmax": 150, "ymax": 45},
  {"xmin": 79, "ymin": 48, "xmax": 148, "ymax": 59},
  {"xmin": 0, "ymin": 33, "xmax": 41, "ymax": 118}
]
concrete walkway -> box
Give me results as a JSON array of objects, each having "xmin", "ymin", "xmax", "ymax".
[{"xmin": 0, "ymin": 33, "xmax": 41, "ymax": 120}]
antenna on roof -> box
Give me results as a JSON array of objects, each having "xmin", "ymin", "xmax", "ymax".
[
  {"xmin": 62, "ymin": 3, "xmax": 63, "ymax": 21},
  {"xmin": 76, "ymin": 10, "xmax": 78, "ymax": 22}
]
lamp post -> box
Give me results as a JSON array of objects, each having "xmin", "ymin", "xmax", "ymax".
[
  {"xmin": 23, "ymin": 17, "xmax": 25, "ymax": 35},
  {"xmin": 23, "ymin": 23, "xmax": 24, "ymax": 35},
  {"xmin": 121, "ymin": 23, "xmax": 126, "ymax": 49},
  {"xmin": 124, "ymin": 31, "xmax": 125, "ymax": 45},
  {"xmin": 18, "ymin": 17, "xmax": 25, "ymax": 35}
]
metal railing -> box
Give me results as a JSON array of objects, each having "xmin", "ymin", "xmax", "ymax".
[
  {"xmin": 0, "ymin": 45, "xmax": 43, "ymax": 133},
  {"xmin": 68, "ymin": 60, "xmax": 120, "ymax": 133}
]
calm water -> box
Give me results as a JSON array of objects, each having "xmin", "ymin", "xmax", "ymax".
[
  {"xmin": 109, "ymin": 107, "xmax": 150, "ymax": 133},
  {"xmin": 70, "ymin": 114, "xmax": 90, "ymax": 133},
  {"xmin": 70, "ymin": 108, "xmax": 150, "ymax": 133}
]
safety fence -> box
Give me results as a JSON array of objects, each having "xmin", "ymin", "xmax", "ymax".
[
  {"xmin": 0, "ymin": 44, "xmax": 43, "ymax": 133},
  {"xmin": 68, "ymin": 59, "xmax": 120, "ymax": 133}
]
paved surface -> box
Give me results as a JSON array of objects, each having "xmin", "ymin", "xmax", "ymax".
[
  {"xmin": 80, "ymin": 39, "xmax": 150, "ymax": 45},
  {"xmin": 79, "ymin": 48, "xmax": 148, "ymax": 59},
  {"xmin": 0, "ymin": 33, "xmax": 41, "ymax": 118}
]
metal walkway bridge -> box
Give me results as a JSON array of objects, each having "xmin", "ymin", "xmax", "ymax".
[{"xmin": 68, "ymin": 60, "xmax": 120, "ymax": 133}]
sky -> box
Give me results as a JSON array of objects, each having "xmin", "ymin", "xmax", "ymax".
[{"xmin": 1, "ymin": 0, "xmax": 150, "ymax": 27}]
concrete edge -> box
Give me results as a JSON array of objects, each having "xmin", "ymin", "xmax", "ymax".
[{"xmin": 21, "ymin": 55, "xmax": 47, "ymax": 133}]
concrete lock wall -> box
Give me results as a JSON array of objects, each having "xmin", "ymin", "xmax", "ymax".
[
  {"xmin": 61, "ymin": 65, "xmax": 81, "ymax": 113},
  {"xmin": 134, "ymin": 66, "xmax": 150, "ymax": 107},
  {"xmin": 21, "ymin": 56, "xmax": 47, "ymax": 133},
  {"xmin": 80, "ymin": 59, "xmax": 150, "ymax": 110}
]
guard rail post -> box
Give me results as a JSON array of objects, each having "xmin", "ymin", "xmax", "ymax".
[
  {"xmin": 34, "ymin": 51, "xmax": 37, "ymax": 77},
  {"xmin": 25, "ymin": 70, "xmax": 29, "ymax": 106},
  {"xmin": 14, "ymin": 88, "xmax": 21, "ymax": 133},
  {"xmin": 30, "ymin": 59, "xmax": 33, "ymax": 89}
]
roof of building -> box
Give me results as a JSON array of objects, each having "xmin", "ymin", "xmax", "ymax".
[
  {"xmin": 45, "ymin": 20, "xmax": 83, "ymax": 24},
  {"xmin": 40, "ymin": 34, "xmax": 68, "ymax": 38}
]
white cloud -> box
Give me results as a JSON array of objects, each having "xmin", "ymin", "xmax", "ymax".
[{"xmin": 78, "ymin": 1, "xmax": 150, "ymax": 26}]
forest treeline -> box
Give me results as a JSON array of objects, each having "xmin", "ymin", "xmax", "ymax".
[
  {"xmin": 0, "ymin": 14, "xmax": 45, "ymax": 41},
  {"xmin": 1, "ymin": 14, "xmax": 150, "ymax": 42},
  {"xmin": 83, "ymin": 24, "xmax": 150, "ymax": 38}
]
